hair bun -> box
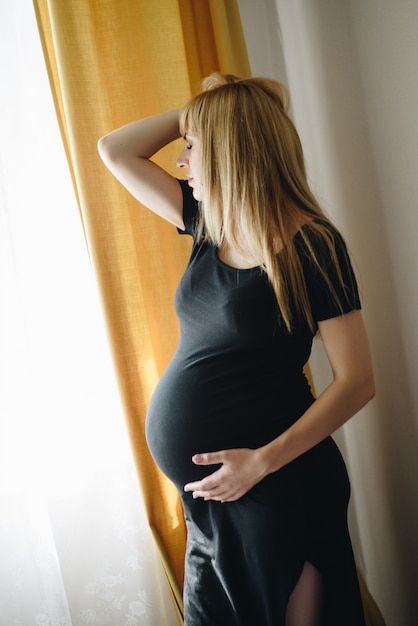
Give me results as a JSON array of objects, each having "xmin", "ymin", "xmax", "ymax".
[{"xmin": 201, "ymin": 73, "xmax": 242, "ymax": 91}]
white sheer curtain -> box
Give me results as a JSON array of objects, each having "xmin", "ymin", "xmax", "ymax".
[{"xmin": 0, "ymin": 2, "xmax": 177, "ymax": 625}]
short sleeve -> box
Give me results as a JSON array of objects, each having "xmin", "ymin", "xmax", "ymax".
[
  {"xmin": 177, "ymin": 179, "xmax": 199, "ymax": 236},
  {"xmin": 298, "ymin": 224, "xmax": 361, "ymax": 323}
]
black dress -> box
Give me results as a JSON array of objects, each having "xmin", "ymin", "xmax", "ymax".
[{"xmin": 146, "ymin": 180, "xmax": 366, "ymax": 626}]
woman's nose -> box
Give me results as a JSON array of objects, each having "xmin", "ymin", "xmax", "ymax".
[{"xmin": 176, "ymin": 147, "xmax": 188, "ymax": 169}]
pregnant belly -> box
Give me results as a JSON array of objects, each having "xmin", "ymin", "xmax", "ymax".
[{"xmin": 145, "ymin": 354, "xmax": 313, "ymax": 490}]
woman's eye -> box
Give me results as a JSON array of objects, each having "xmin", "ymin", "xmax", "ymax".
[{"xmin": 186, "ymin": 144, "xmax": 192, "ymax": 150}]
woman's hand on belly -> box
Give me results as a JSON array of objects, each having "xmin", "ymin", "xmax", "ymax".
[{"xmin": 183, "ymin": 447, "xmax": 268, "ymax": 502}]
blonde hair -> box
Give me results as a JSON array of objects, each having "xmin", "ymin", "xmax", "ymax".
[{"xmin": 180, "ymin": 73, "xmax": 353, "ymax": 333}]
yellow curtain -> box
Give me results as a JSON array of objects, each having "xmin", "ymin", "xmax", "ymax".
[{"xmin": 32, "ymin": 0, "xmax": 250, "ymax": 621}]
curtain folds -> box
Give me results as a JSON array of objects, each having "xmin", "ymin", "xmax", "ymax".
[{"xmin": 32, "ymin": 0, "xmax": 250, "ymax": 621}]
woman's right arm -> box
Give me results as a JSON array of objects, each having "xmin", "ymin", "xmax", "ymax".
[{"xmin": 97, "ymin": 109, "xmax": 184, "ymax": 229}]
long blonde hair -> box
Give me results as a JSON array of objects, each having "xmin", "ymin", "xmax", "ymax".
[{"xmin": 180, "ymin": 73, "xmax": 353, "ymax": 333}]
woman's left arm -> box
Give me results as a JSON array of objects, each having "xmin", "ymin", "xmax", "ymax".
[
  {"xmin": 184, "ymin": 309, "xmax": 375, "ymax": 502},
  {"xmin": 262, "ymin": 309, "xmax": 375, "ymax": 473}
]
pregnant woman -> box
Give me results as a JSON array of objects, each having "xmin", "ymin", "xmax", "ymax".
[{"xmin": 98, "ymin": 73, "xmax": 375, "ymax": 626}]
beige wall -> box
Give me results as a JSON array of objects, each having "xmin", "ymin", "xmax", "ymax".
[{"xmin": 238, "ymin": 1, "xmax": 418, "ymax": 624}]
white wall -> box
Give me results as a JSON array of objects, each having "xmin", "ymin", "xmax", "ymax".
[{"xmin": 238, "ymin": 1, "xmax": 418, "ymax": 625}]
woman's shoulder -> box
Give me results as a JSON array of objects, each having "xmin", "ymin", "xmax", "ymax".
[
  {"xmin": 299, "ymin": 216, "xmax": 342, "ymax": 237},
  {"xmin": 296, "ymin": 217, "xmax": 361, "ymax": 318},
  {"xmin": 294, "ymin": 217, "xmax": 347, "ymax": 259}
]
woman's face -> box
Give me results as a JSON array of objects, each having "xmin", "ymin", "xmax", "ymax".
[{"xmin": 177, "ymin": 132, "xmax": 203, "ymax": 201}]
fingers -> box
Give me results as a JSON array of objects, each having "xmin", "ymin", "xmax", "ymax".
[
  {"xmin": 184, "ymin": 455, "xmax": 218, "ymax": 490},
  {"xmin": 192, "ymin": 451, "xmax": 224, "ymax": 465},
  {"xmin": 185, "ymin": 484, "xmax": 242, "ymax": 503},
  {"xmin": 184, "ymin": 473, "xmax": 231, "ymax": 502},
  {"xmin": 184, "ymin": 473, "xmax": 244, "ymax": 502},
  {"xmin": 183, "ymin": 476, "xmax": 219, "ymax": 496},
  {"xmin": 184, "ymin": 450, "xmax": 227, "ymax": 496},
  {"xmin": 184, "ymin": 448, "xmax": 257, "ymax": 502}
]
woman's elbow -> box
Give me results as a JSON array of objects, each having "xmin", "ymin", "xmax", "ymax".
[
  {"xmin": 342, "ymin": 366, "xmax": 375, "ymax": 412},
  {"xmin": 97, "ymin": 134, "xmax": 129, "ymax": 176},
  {"xmin": 97, "ymin": 134, "xmax": 114, "ymax": 165},
  {"xmin": 366, "ymin": 376, "xmax": 376, "ymax": 403},
  {"xmin": 359, "ymin": 370, "xmax": 376, "ymax": 407}
]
